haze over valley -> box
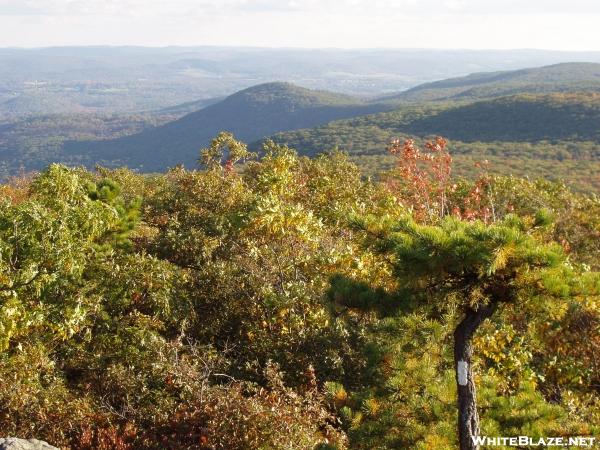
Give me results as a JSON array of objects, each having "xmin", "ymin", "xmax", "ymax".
[{"xmin": 3, "ymin": 47, "xmax": 600, "ymax": 118}]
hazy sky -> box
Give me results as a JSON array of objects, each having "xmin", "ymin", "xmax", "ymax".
[{"xmin": 1, "ymin": 0, "xmax": 599, "ymax": 50}]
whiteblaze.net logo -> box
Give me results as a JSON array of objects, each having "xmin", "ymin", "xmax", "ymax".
[{"xmin": 471, "ymin": 436, "xmax": 597, "ymax": 447}]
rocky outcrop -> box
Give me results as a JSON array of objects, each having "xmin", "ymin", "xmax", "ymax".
[{"xmin": 0, "ymin": 438, "xmax": 58, "ymax": 450}]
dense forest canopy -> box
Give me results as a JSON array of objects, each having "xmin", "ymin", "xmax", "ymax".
[
  {"xmin": 0, "ymin": 134, "xmax": 598, "ymax": 449},
  {"xmin": 269, "ymin": 92, "xmax": 600, "ymax": 192},
  {"xmin": 1, "ymin": 61, "xmax": 599, "ymax": 448}
]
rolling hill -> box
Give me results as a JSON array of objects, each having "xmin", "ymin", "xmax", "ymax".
[
  {"xmin": 60, "ymin": 82, "xmax": 392, "ymax": 171},
  {"xmin": 269, "ymin": 92, "xmax": 600, "ymax": 153},
  {"xmin": 3, "ymin": 62, "xmax": 600, "ymax": 191},
  {"xmin": 5, "ymin": 47, "xmax": 600, "ymax": 119},
  {"xmin": 266, "ymin": 92, "xmax": 600, "ymax": 192},
  {"xmin": 380, "ymin": 62, "xmax": 600, "ymax": 103}
]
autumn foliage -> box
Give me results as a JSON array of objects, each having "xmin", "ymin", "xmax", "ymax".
[{"xmin": 0, "ymin": 134, "xmax": 598, "ymax": 448}]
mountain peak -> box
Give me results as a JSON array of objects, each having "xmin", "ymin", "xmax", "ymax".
[
  {"xmin": 224, "ymin": 82, "xmax": 361, "ymax": 108},
  {"xmin": 62, "ymin": 82, "xmax": 388, "ymax": 171}
]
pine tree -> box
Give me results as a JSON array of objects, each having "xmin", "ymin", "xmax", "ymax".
[{"xmin": 349, "ymin": 210, "xmax": 590, "ymax": 449}]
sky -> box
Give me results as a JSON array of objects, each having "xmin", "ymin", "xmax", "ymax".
[{"xmin": 1, "ymin": 0, "xmax": 600, "ymax": 50}]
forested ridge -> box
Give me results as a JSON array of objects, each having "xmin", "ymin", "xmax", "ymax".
[
  {"xmin": 4, "ymin": 63, "xmax": 600, "ymax": 190},
  {"xmin": 5, "ymin": 48, "xmax": 596, "ymax": 120},
  {"xmin": 381, "ymin": 62, "xmax": 600, "ymax": 102},
  {"xmin": 268, "ymin": 92, "xmax": 600, "ymax": 192},
  {"xmin": 59, "ymin": 83, "xmax": 391, "ymax": 171},
  {"xmin": 0, "ymin": 112, "xmax": 176, "ymax": 178},
  {"xmin": 0, "ymin": 83, "xmax": 392, "ymax": 178},
  {"xmin": 0, "ymin": 134, "xmax": 598, "ymax": 449}
]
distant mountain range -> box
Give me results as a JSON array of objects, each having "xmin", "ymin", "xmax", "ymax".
[
  {"xmin": 381, "ymin": 62, "xmax": 600, "ymax": 102},
  {"xmin": 1, "ymin": 62, "xmax": 600, "ymax": 191},
  {"xmin": 62, "ymin": 62, "xmax": 600, "ymax": 170},
  {"xmin": 3, "ymin": 47, "xmax": 600, "ymax": 118}
]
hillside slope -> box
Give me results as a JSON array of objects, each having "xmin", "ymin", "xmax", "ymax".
[
  {"xmin": 270, "ymin": 93, "xmax": 600, "ymax": 153},
  {"xmin": 62, "ymin": 82, "xmax": 391, "ymax": 171},
  {"xmin": 266, "ymin": 92, "xmax": 600, "ymax": 191},
  {"xmin": 381, "ymin": 63, "xmax": 600, "ymax": 102}
]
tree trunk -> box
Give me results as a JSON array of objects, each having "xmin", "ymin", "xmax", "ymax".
[{"xmin": 454, "ymin": 303, "xmax": 497, "ymax": 450}]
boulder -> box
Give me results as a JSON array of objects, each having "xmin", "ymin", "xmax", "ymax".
[{"xmin": 0, "ymin": 438, "xmax": 58, "ymax": 450}]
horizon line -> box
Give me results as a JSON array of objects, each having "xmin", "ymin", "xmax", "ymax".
[{"xmin": 2, "ymin": 45, "xmax": 600, "ymax": 53}]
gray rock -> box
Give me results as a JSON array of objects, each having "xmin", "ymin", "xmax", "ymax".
[{"xmin": 0, "ymin": 438, "xmax": 58, "ymax": 450}]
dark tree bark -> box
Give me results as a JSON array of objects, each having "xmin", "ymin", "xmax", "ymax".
[{"xmin": 454, "ymin": 302, "xmax": 497, "ymax": 450}]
